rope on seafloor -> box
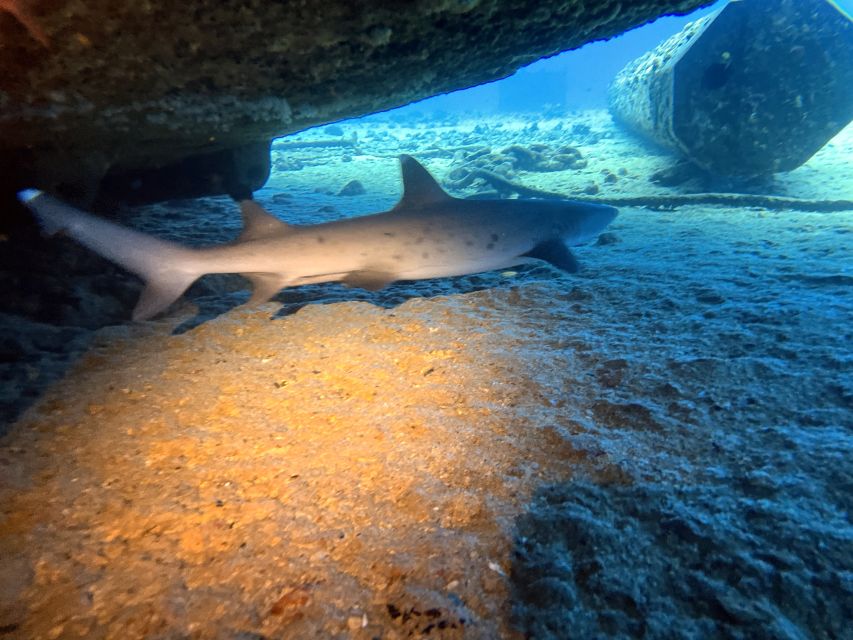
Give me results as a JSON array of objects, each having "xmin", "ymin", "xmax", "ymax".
[
  {"xmin": 458, "ymin": 168, "xmax": 853, "ymax": 213},
  {"xmin": 271, "ymin": 138, "xmax": 358, "ymax": 150}
]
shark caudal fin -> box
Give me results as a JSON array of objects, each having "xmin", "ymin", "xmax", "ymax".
[
  {"xmin": 18, "ymin": 190, "xmax": 203, "ymax": 321},
  {"xmin": 131, "ymin": 271, "xmax": 200, "ymax": 321}
]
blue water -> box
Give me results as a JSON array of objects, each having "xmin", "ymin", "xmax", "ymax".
[
  {"xmin": 368, "ymin": 0, "xmax": 852, "ymax": 117},
  {"xmin": 412, "ymin": 2, "xmax": 724, "ymax": 114}
]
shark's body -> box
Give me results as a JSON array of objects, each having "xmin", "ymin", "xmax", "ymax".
[{"xmin": 19, "ymin": 155, "xmax": 617, "ymax": 321}]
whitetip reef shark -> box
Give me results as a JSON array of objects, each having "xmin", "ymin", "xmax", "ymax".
[{"xmin": 18, "ymin": 154, "xmax": 618, "ymax": 321}]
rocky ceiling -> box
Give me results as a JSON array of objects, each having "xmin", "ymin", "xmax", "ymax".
[{"xmin": 0, "ymin": 0, "xmax": 710, "ymax": 205}]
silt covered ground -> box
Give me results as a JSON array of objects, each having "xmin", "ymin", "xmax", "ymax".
[{"xmin": 1, "ymin": 111, "xmax": 851, "ymax": 638}]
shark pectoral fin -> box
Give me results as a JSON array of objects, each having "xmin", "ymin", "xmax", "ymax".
[
  {"xmin": 523, "ymin": 239, "xmax": 580, "ymax": 273},
  {"xmin": 238, "ymin": 200, "xmax": 295, "ymax": 242},
  {"xmin": 341, "ymin": 270, "xmax": 397, "ymax": 291},
  {"xmin": 243, "ymin": 272, "xmax": 286, "ymax": 305}
]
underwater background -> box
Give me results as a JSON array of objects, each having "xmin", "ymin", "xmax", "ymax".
[{"xmin": 1, "ymin": 1, "xmax": 852, "ymax": 638}]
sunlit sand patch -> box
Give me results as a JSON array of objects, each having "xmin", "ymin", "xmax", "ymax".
[
  {"xmin": 1, "ymin": 110, "xmax": 850, "ymax": 638},
  {"xmin": 0, "ymin": 291, "xmax": 605, "ymax": 638}
]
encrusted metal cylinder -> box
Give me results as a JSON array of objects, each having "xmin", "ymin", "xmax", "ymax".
[{"xmin": 608, "ymin": 0, "xmax": 853, "ymax": 177}]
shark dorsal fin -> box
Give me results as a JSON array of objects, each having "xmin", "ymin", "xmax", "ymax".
[
  {"xmin": 395, "ymin": 155, "xmax": 451, "ymax": 210},
  {"xmin": 238, "ymin": 200, "xmax": 294, "ymax": 241}
]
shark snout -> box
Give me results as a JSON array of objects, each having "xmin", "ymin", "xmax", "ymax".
[
  {"xmin": 586, "ymin": 203, "xmax": 618, "ymax": 229},
  {"xmin": 572, "ymin": 202, "xmax": 618, "ymax": 243}
]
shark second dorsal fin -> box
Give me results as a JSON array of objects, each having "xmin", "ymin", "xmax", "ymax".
[
  {"xmin": 238, "ymin": 200, "xmax": 295, "ymax": 242},
  {"xmin": 395, "ymin": 155, "xmax": 452, "ymax": 210}
]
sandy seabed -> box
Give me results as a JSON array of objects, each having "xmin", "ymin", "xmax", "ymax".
[{"xmin": 1, "ymin": 111, "xmax": 851, "ymax": 639}]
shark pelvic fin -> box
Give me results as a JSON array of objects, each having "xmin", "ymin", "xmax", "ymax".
[
  {"xmin": 395, "ymin": 155, "xmax": 452, "ymax": 210},
  {"xmin": 243, "ymin": 272, "xmax": 286, "ymax": 305},
  {"xmin": 523, "ymin": 239, "xmax": 580, "ymax": 273},
  {"xmin": 238, "ymin": 200, "xmax": 295, "ymax": 242},
  {"xmin": 341, "ymin": 270, "xmax": 397, "ymax": 291}
]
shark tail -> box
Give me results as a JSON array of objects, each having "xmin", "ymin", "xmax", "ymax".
[{"xmin": 18, "ymin": 190, "xmax": 204, "ymax": 321}]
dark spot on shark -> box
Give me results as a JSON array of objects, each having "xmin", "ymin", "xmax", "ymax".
[
  {"xmin": 392, "ymin": 254, "xmax": 403, "ymax": 261},
  {"xmin": 384, "ymin": 232, "xmax": 396, "ymax": 237},
  {"xmin": 486, "ymin": 242, "xmax": 495, "ymax": 250},
  {"xmin": 415, "ymin": 236, "xmax": 425, "ymax": 244},
  {"xmin": 316, "ymin": 236, "xmax": 326, "ymax": 243},
  {"xmin": 465, "ymin": 239, "xmax": 474, "ymax": 247},
  {"xmin": 490, "ymin": 233, "xmax": 500, "ymax": 242},
  {"xmin": 422, "ymin": 251, "xmax": 429, "ymax": 259}
]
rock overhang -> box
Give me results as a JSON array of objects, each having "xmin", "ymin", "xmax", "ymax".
[{"xmin": 0, "ymin": 0, "xmax": 712, "ymax": 206}]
